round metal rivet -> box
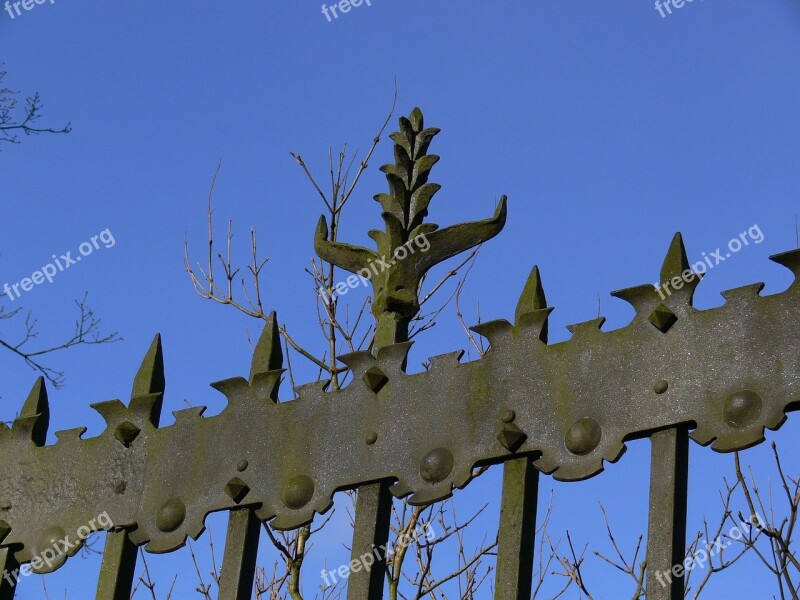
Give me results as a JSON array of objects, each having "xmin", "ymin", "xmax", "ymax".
[
  {"xmin": 501, "ymin": 409, "xmax": 516, "ymax": 423},
  {"xmin": 654, "ymin": 380, "xmax": 669, "ymax": 394},
  {"xmin": 283, "ymin": 475, "xmax": 315, "ymax": 510},
  {"xmin": 420, "ymin": 448, "xmax": 454, "ymax": 483},
  {"xmin": 565, "ymin": 418, "xmax": 602, "ymax": 455},
  {"xmin": 723, "ymin": 390, "xmax": 763, "ymax": 428},
  {"xmin": 365, "ymin": 431, "xmax": 378, "ymax": 445},
  {"xmin": 156, "ymin": 498, "xmax": 186, "ymax": 533},
  {"xmin": 237, "ymin": 460, "xmax": 249, "ymax": 472}
]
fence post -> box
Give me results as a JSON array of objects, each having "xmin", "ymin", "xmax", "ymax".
[
  {"xmin": 97, "ymin": 335, "xmax": 164, "ymax": 600},
  {"xmin": 218, "ymin": 312, "xmax": 282, "ymax": 600},
  {"xmin": 495, "ymin": 266, "xmax": 547, "ymax": 600}
]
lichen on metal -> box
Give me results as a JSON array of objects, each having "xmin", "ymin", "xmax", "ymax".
[
  {"xmin": 315, "ymin": 106, "xmax": 507, "ymax": 342},
  {"xmin": 0, "ymin": 109, "xmax": 798, "ymax": 591}
]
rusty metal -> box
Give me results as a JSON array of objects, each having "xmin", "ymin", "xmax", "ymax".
[{"xmin": 1, "ymin": 108, "xmax": 798, "ymax": 599}]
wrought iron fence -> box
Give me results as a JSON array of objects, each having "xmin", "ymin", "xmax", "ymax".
[{"xmin": 1, "ymin": 108, "xmax": 798, "ymax": 600}]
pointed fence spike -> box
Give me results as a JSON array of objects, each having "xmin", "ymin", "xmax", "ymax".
[
  {"xmin": 250, "ymin": 312, "xmax": 283, "ymax": 381},
  {"xmin": 19, "ymin": 376, "xmax": 49, "ymax": 446},
  {"xmin": 515, "ymin": 266, "xmax": 547, "ymax": 325},
  {"xmin": 132, "ymin": 334, "xmax": 164, "ymax": 398},
  {"xmin": 130, "ymin": 334, "xmax": 165, "ymax": 428},
  {"xmin": 20, "ymin": 376, "xmax": 48, "ymax": 420},
  {"xmin": 660, "ymin": 232, "xmax": 690, "ymax": 282},
  {"xmin": 657, "ymin": 232, "xmax": 701, "ymax": 308}
]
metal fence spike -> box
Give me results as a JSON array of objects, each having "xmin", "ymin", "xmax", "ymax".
[
  {"xmin": 132, "ymin": 334, "xmax": 164, "ymax": 398},
  {"xmin": 128, "ymin": 334, "xmax": 165, "ymax": 427},
  {"xmin": 16, "ymin": 376, "xmax": 49, "ymax": 446},
  {"xmin": 251, "ymin": 311, "xmax": 283, "ymax": 381},
  {"xmin": 515, "ymin": 266, "xmax": 547, "ymax": 323},
  {"xmin": 660, "ymin": 232, "xmax": 690, "ymax": 281}
]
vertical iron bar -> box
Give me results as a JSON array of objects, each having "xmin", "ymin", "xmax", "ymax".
[
  {"xmin": 646, "ymin": 233, "xmax": 693, "ymax": 599},
  {"xmin": 218, "ymin": 508, "xmax": 261, "ymax": 600},
  {"xmin": 97, "ymin": 334, "xmax": 165, "ymax": 600},
  {"xmin": 216, "ymin": 314, "xmax": 279, "ymax": 600},
  {"xmin": 646, "ymin": 426, "xmax": 689, "ymax": 600},
  {"xmin": 494, "ymin": 266, "xmax": 547, "ymax": 600},
  {"xmin": 347, "ymin": 482, "xmax": 394, "ymax": 599},
  {"xmin": 2, "ymin": 379, "xmax": 49, "ymax": 599},
  {"xmin": 347, "ymin": 316, "xmax": 405, "ymax": 599},
  {"xmin": 494, "ymin": 458, "xmax": 539, "ymax": 600},
  {"xmin": 313, "ymin": 108, "xmax": 504, "ymax": 599},
  {"xmin": 96, "ymin": 533, "xmax": 137, "ymax": 600},
  {"xmin": 0, "ymin": 548, "xmax": 19, "ymax": 600}
]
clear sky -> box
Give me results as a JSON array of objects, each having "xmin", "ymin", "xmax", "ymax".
[{"xmin": 1, "ymin": 1, "xmax": 799, "ymax": 597}]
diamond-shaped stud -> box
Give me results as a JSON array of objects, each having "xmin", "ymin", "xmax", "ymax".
[
  {"xmin": 497, "ymin": 424, "xmax": 527, "ymax": 452},
  {"xmin": 362, "ymin": 367, "xmax": 388, "ymax": 394},
  {"xmin": 649, "ymin": 303, "xmax": 678, "ymax": 333},
  {"xmin": 114, "ymin": 421, "xmax": 141, "ymax": 447},
  {"xmin": 225, "ymin": 477, "xmax": 250, "ymax": 504}
]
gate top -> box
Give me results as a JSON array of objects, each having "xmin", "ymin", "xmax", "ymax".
[{"xmin": 0, "ymin": 109, "xmax": 798, "ymax": 573}]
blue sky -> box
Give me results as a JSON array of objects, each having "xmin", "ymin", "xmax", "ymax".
[{"xmin": 1, "ymin": 1, "xmax": 799, "ymax": 597}]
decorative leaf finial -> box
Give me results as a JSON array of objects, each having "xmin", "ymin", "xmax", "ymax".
[{"xmin": 314, "ymin": 107, "xmax": 507, "ymax": 336}]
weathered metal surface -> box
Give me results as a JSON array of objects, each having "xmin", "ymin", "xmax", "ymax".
[
  {"xmin": 644, "ymin": 233, "xmax": 692, "ymax": 600},
  {"xmin": 0, "ymin": 109, "xmax": 798, "ymax": 597},
  {"xmin": 96, "ymin": 528, "xmax": 137, "ymax": 600},
  {"xmin": 647, "ymin": 427, "xmax": 689, "ymax": 600},
  {"xmin": 0, "ymin": 547, "xmax": 19, "ymax": 600},
  {"xmin": 218, "ymin": 508, "xmax": 261, "ymax": 600},
  {"xmin": 0, "ymin": 241, "xmax": 796, "ymax": 565},
  {"xmin": 494, "ymin": 266, "xmax": 546, "ymax": 600},
  {"xmin": 96, "ymin": 333, "xmax": 163, "ymax": 599},
  {"xmin": 495, "ymin": 456, "xmax": 539, "ymax": 600},
  {"xmin": 217, "ymin": 311, "xmax": 282, "ymax": 600},
  {"xmin": 317, "ymin": 107, "xmax": 508, "ymax": 600},
  {"xmin": 314, "ymin": 107, "xmax": 507, "ymax": 340},
  {"xmin": 348, "ymin": 481, "xmax": 393, "ymax": 600}
]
